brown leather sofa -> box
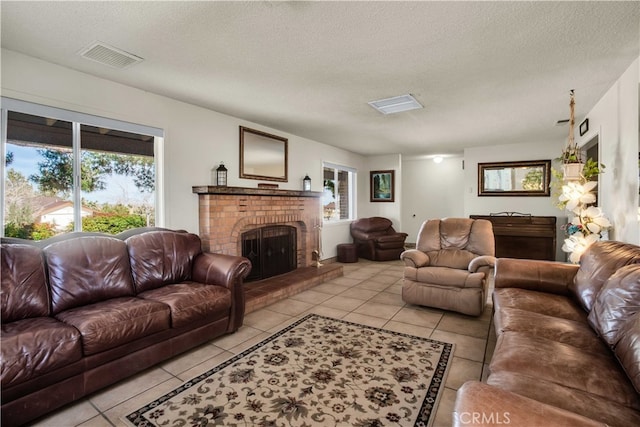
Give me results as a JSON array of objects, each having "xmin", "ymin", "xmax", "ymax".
[
  {"xmin": 350, "ymin": 217, "xmax": 408, "ymax": 261},
  {"xmin": 454, "ymin": 240, "xmax": 640, "ymax": 426},
  {"xmin": 1, "ymin": 228, "xmax": 251, "ymax": 426},
  {"xmin": 401, "ymin": 218, "xmax": 495, "ymax": 316}
]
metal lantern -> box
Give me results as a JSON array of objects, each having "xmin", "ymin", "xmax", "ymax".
[
  {"xmin": 303, "ymin": 174, "xmax": 311, "ymax": 191},
  {"xmin": 216, "ymin": 162, "xmax": 228, "ymax": 186}
]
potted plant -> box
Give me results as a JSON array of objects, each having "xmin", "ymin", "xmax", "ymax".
[
  {"xmin": 560, "ymin": 90, "xmax": 584, "ymax": 181},
  {"xmin": 560, "ymin": 143, "xmax": 584, "ymax": 180}
]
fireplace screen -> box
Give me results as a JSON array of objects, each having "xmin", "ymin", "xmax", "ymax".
[{"xmin": 242, "ymin": 225, "xmax": 297, "ymax": 281}]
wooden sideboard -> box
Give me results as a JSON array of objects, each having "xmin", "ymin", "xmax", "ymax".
[{"xmin": 470, "ymin": 214, "xmax": 557, "ymax": 261}]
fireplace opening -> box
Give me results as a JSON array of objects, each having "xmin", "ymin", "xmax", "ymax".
[{"xmin": 242, "ymin": 225, "xmax": 297, "ymax": 281}]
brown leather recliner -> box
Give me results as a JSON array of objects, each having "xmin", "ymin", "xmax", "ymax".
[
  {"xmin": 350, "ymin": 217, "xmax": 408, "ymax": 261},
  {"xmin": 401, "ymin": 218, "xmax": 496, "ymax": 316}
]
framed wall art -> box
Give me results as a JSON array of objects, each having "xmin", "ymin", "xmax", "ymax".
[
  {"xmin": 579, "ymin": 118, "xmax": 589, "ymax": 136},
  {"xmin": 370, "ymin": 170, "xmax": 395, "ymax": 202}
]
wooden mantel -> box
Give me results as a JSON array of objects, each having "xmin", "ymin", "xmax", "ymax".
[{"xmin": 192, "ymin": 186, "xmax": 322, "ymax": 198}]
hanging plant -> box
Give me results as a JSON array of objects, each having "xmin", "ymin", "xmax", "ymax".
[
  {"xmin": 560, "ymin": 91, "xmax": 585, "ymax": 180},
  {"xmin": 555, "ymin": 90, "xmax": 610, "ymax": 263},
  {"xmin": 582, "ymin": 158, "xmax": 606, "ymax": 180}
]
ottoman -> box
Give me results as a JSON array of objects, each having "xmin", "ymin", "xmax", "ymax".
[{"xmin": 337, "ymin": 243, "xmax": 358, "ymax": 263}]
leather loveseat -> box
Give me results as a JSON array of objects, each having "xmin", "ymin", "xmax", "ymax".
[
  {"xmin": 453, "ymin": 240, "xmax": 640, "ymax": 426},
  {"xmin": 350, "ymin": 217, "xmax": 408, "ymax": 261},
  {"xmin": 1, "ymin": 228, "xmax": 251, "ymax": 426}
]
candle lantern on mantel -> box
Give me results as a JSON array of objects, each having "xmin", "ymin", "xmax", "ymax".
[
  {"xmin": 303, "ymin": 174, "xmax": 311, "ymax": 191},
  {"xmin": 212, "ymin": 162, "xmax": 227, "ymax": 186}
]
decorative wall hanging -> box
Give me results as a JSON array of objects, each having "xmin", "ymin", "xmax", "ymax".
[{"xmin": 370, "ymin": 170, "xmax": 395, "ymax": 202}]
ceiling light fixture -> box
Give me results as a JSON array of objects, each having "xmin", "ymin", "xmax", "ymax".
[
  {"xmin": 368, "ymin": 94, "xmax": 423, "ymax": 115},
  {"xmin": 433, "ymin": 156, "xmax": 443, "ymax": 164}
]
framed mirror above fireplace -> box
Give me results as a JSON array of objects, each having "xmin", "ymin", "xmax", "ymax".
[{"xmin": 240, "ymin": 126, "xmax": 288, "ymax": 182}]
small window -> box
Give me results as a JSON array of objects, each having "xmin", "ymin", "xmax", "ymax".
[{"xmin": 322, "ymin": 163, "xmax": 356, "ymax": 222}]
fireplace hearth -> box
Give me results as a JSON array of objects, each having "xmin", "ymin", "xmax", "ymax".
[{"xmin": 242, "ymin": 225, "xmax": 297, "ymax": 281}]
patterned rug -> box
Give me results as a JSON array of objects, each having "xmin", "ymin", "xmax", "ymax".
[{"xmin": 125, "ymin": 314, "xmax": 454, "ymax": 427}]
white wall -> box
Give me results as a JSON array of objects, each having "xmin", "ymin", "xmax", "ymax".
[
  {"xmin": 464, "ymin": 140, "xmax": 567, "ymax": 260},
  {"xmin": 3, "ymin": 49, "xmax": 638, "ymax": 261},
  {"xmin": 576, "ymin": 57, "xmax": 639, "ymax": 244},
  {"xmin": 401, "ymin": 156, "xmax": 465, "ymax": 243},
  {"xmin": 1, "ymin": 49, "xmax": 365, "ymax": 258}
]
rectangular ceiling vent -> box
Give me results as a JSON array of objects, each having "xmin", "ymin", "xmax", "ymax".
[
  {"xmin": 368, "ymin": 94, "xmax": 423, "ymax": 115},
  {"xmin": 78, "ymin": 42, "xmax": 143, "ymax": 69}
]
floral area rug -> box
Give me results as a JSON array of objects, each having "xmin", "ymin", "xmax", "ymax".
[{"xmin": 125, "ymin": 314, "xmax": 454, "ymax": 427}]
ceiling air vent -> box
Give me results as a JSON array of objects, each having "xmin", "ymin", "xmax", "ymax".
[
  {"xmin": 78, "ymin": 42, "xmax": 143, "ymax": 69},
  {"xmin": 368, "ymin": 94, "xmax": 423, "ymax": 115}
]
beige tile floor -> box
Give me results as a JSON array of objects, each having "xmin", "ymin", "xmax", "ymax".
[{"xmin": 30, "ymin": 259, "xmax": 496, "ymax": 427}]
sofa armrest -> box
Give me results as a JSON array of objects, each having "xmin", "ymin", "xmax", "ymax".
[
  {"xmin": 454, "ymin": 381, "xmax": 602, "ymax": 427},
  {"xmin": 469, "ymin": 255, "xmax": 496, "ymax": 273},
  {"xmin": 192, "ymin": 252, "xmax": 252, "ymax": 288},
  {"xmin": 400, "ymin": 249, "xmax": 430, "ymax": 268},
  {"xmin": 494, "ymin": 258, "xmax": 578, "ymax": 296},
  {"xmin": 192, "ymin": 253, "xmax": 252, "ymax": 332}
]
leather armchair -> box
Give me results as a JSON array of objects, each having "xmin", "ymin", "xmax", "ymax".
[
  {"xmin": 350, "ymin": 217, "xmax": 408, "ymax": 261},
  {"xmin": 401, "ymin": 218, "xmax": 495, "ymax": 316}
]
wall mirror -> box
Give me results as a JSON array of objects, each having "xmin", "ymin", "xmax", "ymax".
[
  {"xmin": 478, "ymin": 160, "xmax": 551, "ymax": 197},
  {"xmin": 240, "ymin": 126, "xmax": 288, "ymax": 182}
]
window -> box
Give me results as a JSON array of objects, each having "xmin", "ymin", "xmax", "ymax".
[
  {"xmin": 2, "ymin": 99, "xmax": 162, "ymax": 240},
  {"xmin": 322, "ymin": 162, "xmax": 356, "ymax": 222}
]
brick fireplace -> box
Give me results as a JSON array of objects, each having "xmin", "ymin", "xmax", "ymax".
[{"xmin": 192, "ymin": 186, "xmax": 322, "ymax": 269}]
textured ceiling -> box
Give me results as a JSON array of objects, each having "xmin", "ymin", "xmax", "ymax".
[{"xmin": 1, "ymin": 1, "xmax": 639, "ymax": 156}]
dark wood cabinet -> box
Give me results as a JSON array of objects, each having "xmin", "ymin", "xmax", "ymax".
[{"xmin": 470, "ymin": 214, "xmax": 557, "ymax": 261}]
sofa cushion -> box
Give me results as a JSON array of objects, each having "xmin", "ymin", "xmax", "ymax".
[
  {"xmin": 1, "ymin": 317, "xmax": 82, "ymax": 388},
  {"xmin": 493, "ymin": 307, "xmax": 607, "ymax": 353},
  {"xmin": 466, "ymin": 219, "xmax": 495, "ymax": 256},
  {"xmin": 138, "ymin": 282, "xmax": 232, "ymax": 328},
  {"xmin": 492, "ymin": 288, "xmax": 586, "ymax": 322},
  {"xmin": 416, "ymin": 218, "xmax": 494, "ymax": 256},
  {"xmin": 588, "ymin": 264, "xmax": 640, "ymax": 346},
  {"xmin": 487, "ymin": 371, "xmax": 640, "ymax": 427},
  {"xmin": 44, "ymin": 236, "xmax": 136, "ymax": 314},
  {"xmin": 570, "ymin": 241, "xmax": 640, "ymax": 312},
  {"xmin": 426, "ymin": 249, "xmax": 476, "ymax": 269},
  {"xmin": 614, "ymin": 311, "xmax": 640, "ymax": 394},
  {"xmin": 416, "ymin": 219, "xmax": 442, "ymax": 252},
  {"xmin": 375, "ymin": 233, "xmax": 407, "ymax": 248},
  {"xmin": 439, "ymin": 218, "xmax": 473, "ymax": 249},
  {"xmin": 126, "ymin": 231, "xmax": 202, "ymax": 293},
  {"xmin": 489, "ymin": 332, "xmax": 640, "ymax": 410},
  {"xmin": 1, "ymin": 243, "xmax": 49, "ymax": 322},
  {"xmin": 412, "ymin": 266, "xmax": 484, "ymax": 288},
  {"xmin": 55, "ymin": 297, "xmax": 170, "ymax": 355},
  {"xmin": 454, "ymin": 381, "xmax": 605, "ymax": 427},
  {"xmin": 351, "ymin": 217, "xmax": 393, "ymax": 233}
]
